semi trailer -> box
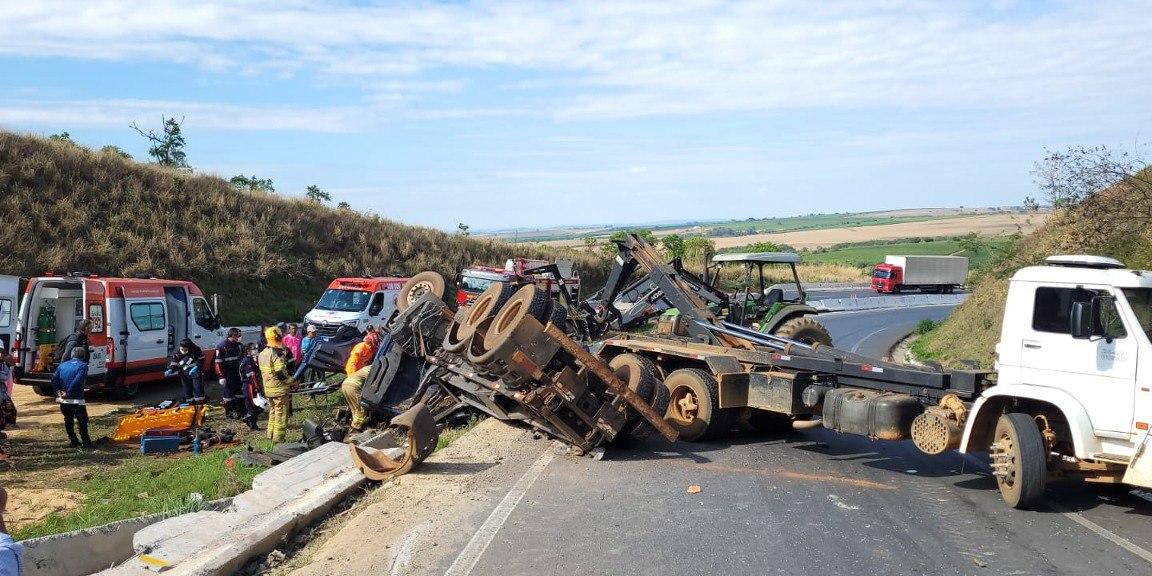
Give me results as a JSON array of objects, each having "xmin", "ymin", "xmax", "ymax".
[{"xmin": 872, "ymin": 255, "xmax": 968, "ymax": 293}]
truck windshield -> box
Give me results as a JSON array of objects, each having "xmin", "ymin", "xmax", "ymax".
[
  {"xmin": 1121, "ymin": 288, "xmax": 1152, "ymax": 338},
  {"xmin": 872, "ymin": 269, "xmax": 891, "ymax": 279},
  {"xmin": 460, "ymin": 275, "xmax": 494, "ymax": 294},
  {"xmin": 314, "ymin": 289, "xmax": 371, "ymax": 312}
]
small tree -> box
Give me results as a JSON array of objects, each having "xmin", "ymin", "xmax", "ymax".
[
  {"xmin": 230, "ymin": 175, "xmax": 275, "ymax": 194},
  {"xmin": 661, "ymin": 234, "xmax": 686, "ymax": 260},
  {"xmin": 306, "ymin": 184, "xmax": 331, "ymax": 203},
  {"xmin": 456, "ymin": 222, "xmax": 470, "ymax": 236},
  {"xmin": 100, "ymin": 145, "xmax": 132, "ymax": 159},
  {"xmin": 49, "ymin": 132, "xmax": 75, "ymax": 144},
  {"xmin": 682, "ymin": 236, "xmax": 716, "ymax": 267},
  {"xmin": 1033, "ymin": 145, "xmax": 1151, "ymax": 213},
  {"xmin": 337, "ymin": 201, "xmax": 351, "ymax": 210},
  {"xmin": 957, "ymin": 232, "xmax": 984, "ymax": 256},
  {"xmin": 131, "ymin": 116, "xmax": 189, "ymax": 170},
  {"xmin": 603, "ymin": 229, "xmax": 657, "ymax": 257}
]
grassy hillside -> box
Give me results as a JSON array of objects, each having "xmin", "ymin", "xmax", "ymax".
[
  {"xmin": 0, "ymin": 132, "xmax": 604, "ymax": 324},
  {"xmin": 914, "ymin": 178, "xmax": 1152, "ymax": 367}
]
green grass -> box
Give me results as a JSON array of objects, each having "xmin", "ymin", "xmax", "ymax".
[
  {"xmin": 799, "ymin": 236, "xmax": 1017, "ymax": 269},
  {"xmin": 12, "ymin": 448, "xmax": 262, "ymax": 540}
]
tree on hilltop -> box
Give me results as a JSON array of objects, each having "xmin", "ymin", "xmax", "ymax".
[
  {"xmin": 231, "ymin": 175, "xmax": 275, "ymax": 194},
  {"xmin": 306, "ymin": 184, "xmax": 331, "ymax": 203},
  {"xmin": 131, "ymin": 116, "xmax": 189, "ymax": 170}
]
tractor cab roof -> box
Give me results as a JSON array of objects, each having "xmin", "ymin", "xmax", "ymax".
[{"xmin": 712, "ymin": 252, "xmax": 801, "ymax": 265}]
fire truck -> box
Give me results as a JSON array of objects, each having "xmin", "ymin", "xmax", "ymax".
[{"xmin": 456, "ymin": 258, "xmax": 580, "ymax": 307}]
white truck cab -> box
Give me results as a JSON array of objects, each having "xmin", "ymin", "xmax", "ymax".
[{"xmin": 959, "ymin": 255, "xmax": 1152, "ymax": 505}]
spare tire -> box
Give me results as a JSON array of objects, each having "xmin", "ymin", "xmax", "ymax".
[
  {"xmin": 772, "ymin": 316, "xmax": 833, "ymax": 347},
  {"xmin": 396, "ymin": 271, "xmax": 446, "ymax": 312}
]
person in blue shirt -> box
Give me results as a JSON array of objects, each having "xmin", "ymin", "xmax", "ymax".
[
  {"xmin": 0, "ymin": 487, "xmax": 24, "ymax": 576},
  {"xmin": 52, "ymin": 347, "xmax": 92, "ymax": 449}
]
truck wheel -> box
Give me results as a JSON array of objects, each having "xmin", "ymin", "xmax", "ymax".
[
  {"xmin": 464, "ymin": 282, "xmax": 516, "ymax": 329},
  {"xmin": 481, "ymin": 285, "xmax": 551, "ymax": 353},
  {"xmin": 772, "ymin": 317, "xmax": 833, "ymax": 347},
  {"xmin": 663, "ymin": 368, "xmax": 732, "ymax": 441},
  {"xmin": 991, "ymin": 413, "xmax": 1048, "ymax": 509},
  {"xmin": 33, "ymin": 383, "xmax": 55, "ymax": 397},
  {"xmin": 609, "ymin": 353, "xmax": 665, "ymax": 441},
  {"xmin": 547, "ymin": 301, "xmax": 569, "ymax": 332},
  {"xmin": 396, "ymin": 272, "xmax": 446, "ymax": 312}
]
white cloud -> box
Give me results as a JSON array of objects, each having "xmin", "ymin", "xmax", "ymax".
[
  {"xmin": 0, "ymin": 99, "xmax": 364, "ymax": 132},
  {"xmin": 0, "ymin": 0, "xmax": 1147, "ymax": 121}
]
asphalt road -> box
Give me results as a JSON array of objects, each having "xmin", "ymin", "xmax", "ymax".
[
  {"xmin": 818, "ymin": 304, "xmax": 956, "ymax": 358},
  {"xmin": 431, "ymin": 303, "xmax": 1152, "ymax": 576}
]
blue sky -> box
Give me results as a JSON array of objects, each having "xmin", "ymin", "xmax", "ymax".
[{"xmin": 1, "ymin": 0, "xmax": 1148, "ymax": 231}]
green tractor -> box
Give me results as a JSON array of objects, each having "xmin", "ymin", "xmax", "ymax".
[{"xmin": 709, "ymin": 252, "xmax": 832, "ymax": 346}]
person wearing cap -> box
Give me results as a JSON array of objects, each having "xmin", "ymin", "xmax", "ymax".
[
  {"xmin": 257, "ymin": 326, "xmax": 297, "ymax": 443},
  {"xmin": 300, "ymin": 325, "xmax": 319, "ymax": 359},
  {"xmin": 214, "ymin": 327, "xmax": 245, "ymax": 419}
]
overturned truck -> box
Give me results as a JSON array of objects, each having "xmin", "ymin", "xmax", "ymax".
[{"xmin": 363, "ymin": 281, "xmax": 678, "ymax": 454}]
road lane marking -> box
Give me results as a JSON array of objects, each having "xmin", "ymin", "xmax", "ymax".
[
  {"xmin": 852, "ymin": 325, "xmax": 894, "ymax": 353},
  {"xmin": 1050, "ymin": 503, "xmax": 1152, "ymax": 565},
  {"xmin": 443, "ymin": 447, "xmax": 556, "ymax": 576}
]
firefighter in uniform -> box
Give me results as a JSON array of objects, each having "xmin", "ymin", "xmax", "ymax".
[
  {"xmin": 257, "ymin": 326, "xmax": 296, "ymax": 443},
  {"xmin": 340, "ymin": 331, "xmax": 380, "ymax": 432},
  {"xmin": 214, "ymin": 327, "xmax": 245, "ymax": 419}
]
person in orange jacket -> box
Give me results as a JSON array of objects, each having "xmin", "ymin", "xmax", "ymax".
[
  {"xmin": 341, "ymin": 331, "xmax": 380, "ymax": 432},
  {"xmin": 344, "ymin": 330, "xmax": 380, "ymax": 376}
]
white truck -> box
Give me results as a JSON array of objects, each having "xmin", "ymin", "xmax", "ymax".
[
  {"xmin": 872, "ymin": 255, "xmax": 969, "ymax": 294},
  {"xmin": 595, "ymin": 244, "xmax": 1152, "ymax": 508}
]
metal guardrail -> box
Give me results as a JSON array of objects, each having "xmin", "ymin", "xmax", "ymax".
[{"xmin": 809, "ymin": 293, "xmax": 969, "ymax": 312}]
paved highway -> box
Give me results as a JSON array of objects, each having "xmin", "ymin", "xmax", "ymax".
[{"xmin": 431, "ymin": 303, "xmax": 1152, "ymax": 576}]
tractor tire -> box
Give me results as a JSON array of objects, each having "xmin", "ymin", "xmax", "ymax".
[
  {"xmin": 662, "ymin": 368, "xmax": 732, "ymax": 442},
  {"xmin": 396, "ymin": 271, "xmax": 446, "ymax": 312},
  {"xmin": 991, "ymin": 413, "xmax": 1048, "ymax": 509},
  {"xmin": 772, "ymin": 316, "xmax": 833, "ymax": 347},
  {"xmin": 33, "ymin": 383, "xmax": 55, "ymax": 398}
]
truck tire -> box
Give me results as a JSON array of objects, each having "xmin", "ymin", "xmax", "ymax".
[
  {"xmin": 464, "ymin": 282, "xmax": 515, "ymax": 329},
  {"xmin": 608, "ymin": 353, "xmax": 665, "ymax": 441},
  {"xmin": 772, "ymin": 316, "xmax": 833, "ymax": 347},
  {"xmin": 547, "ymin": 301, "xmax": 568, "ymax": 332},
  {"xmin": 663, "ymin": 368, "xmax": 732, "ymax": 442},
  {"xmin": 33, "ymin": 383, "xmax": 55, "ymax": 397},
  {"xmin": 396, "ymin": 271, "xmax": 446, "ymax": 312},
  {"xmin": 991, "ymin": 413, "xmax": 1048, "ymax": 509},
  {"xmin": 482, "ymin": 285, "xmax": 551, "ymax": 352}
]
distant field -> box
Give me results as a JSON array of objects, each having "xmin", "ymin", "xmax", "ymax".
[
  {"xmin": 497, "ymin": 206, "xmax": 1026, "ymax": 244},
  {"xmin": 801, "ymin": 237, "xmax": 1016, "ymax": 269},
  {"xmin": 710, "ymin": 212, "xmax": 1046, "ymax": 250}
]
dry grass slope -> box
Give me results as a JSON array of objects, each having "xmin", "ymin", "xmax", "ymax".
[{"xmin": 0, "ymin": 132, "xmax": 604, "ymax": 323}]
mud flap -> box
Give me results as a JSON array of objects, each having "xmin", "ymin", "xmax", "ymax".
[
  {"xmin": 1121, "ymin": 429, "xmax": 1152, "ymax": 488},
  {"xmin": 348, "ymin": 402, "xmax": 440, "ymax": 481}
]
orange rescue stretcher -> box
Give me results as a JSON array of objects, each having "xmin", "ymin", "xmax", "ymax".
[{"xmin": 111, "ymin": 404, "xmax": 208, "ymax": 443}]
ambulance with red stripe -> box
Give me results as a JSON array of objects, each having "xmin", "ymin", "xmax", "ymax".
[
  {"xmin": 303, "ymin": 277, "xmax": 410, "ymax": 339},
  {"xmin": 13, "ymin": 273, "xmax": 225, "ymax": 398}
]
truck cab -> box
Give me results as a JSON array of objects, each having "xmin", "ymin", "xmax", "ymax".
[
  {"xmin": 457, "ymin": 258, "xmax": 580, "ymax": 307},
  {"xmin": 962, "ymin": 255, "xmax": 1152, "ymax": 501},
  {"xmin": 304, "ymin": 277, "xmax": 408, "ymax": 338}
]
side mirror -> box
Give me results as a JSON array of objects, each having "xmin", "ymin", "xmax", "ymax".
[{"xmin": 1070, "ymin": 300, "xmax": 1093, "ymax": 339}]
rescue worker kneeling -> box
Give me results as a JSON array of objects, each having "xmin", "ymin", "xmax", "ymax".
[
  {"xmin": 340, "ymin": 365, "xmax": 372, "ymax": 432},
  {"xmin": 257, "ymin": 326, "xmax": 298, "ymax": 443},
  {"xmin": 341, "ymin": 331, "xmax": 380, "ymax": 432}
]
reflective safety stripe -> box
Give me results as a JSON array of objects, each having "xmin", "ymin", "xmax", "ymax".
[{"xmin": 56, "ymin": 397, "xmax": 86, "ymax": 405}]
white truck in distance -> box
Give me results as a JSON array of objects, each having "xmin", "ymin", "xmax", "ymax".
[{"xmin": 872, "ymin": 255, "xmax": 968, "ymax": 294}]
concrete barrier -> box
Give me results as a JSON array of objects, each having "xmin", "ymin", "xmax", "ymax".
[{"xmin": 19, "ymin": 499, "xmax": 232, "ymax": 576}]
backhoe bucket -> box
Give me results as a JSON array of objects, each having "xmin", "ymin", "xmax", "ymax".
[{"xmin": 349, "ymin": 402, "xmax": 440, "ymax": 481}]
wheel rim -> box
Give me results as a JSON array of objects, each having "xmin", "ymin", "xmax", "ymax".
[
  {"xmin": 408, "ymin": 280, "xmax": 435, "ymax": 303},
  {"xmin": 669, "ymin": 386, "xmax": 699, "ymax": 424},
  {"xmin": 992, "ymin": 430, "xmax": 1018, "ymax": 489}
]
